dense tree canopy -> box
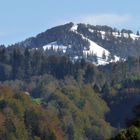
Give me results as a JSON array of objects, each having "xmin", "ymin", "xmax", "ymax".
[{"xmin": 0, "ymin": 46, "xmax": 140, "ymax": 139}]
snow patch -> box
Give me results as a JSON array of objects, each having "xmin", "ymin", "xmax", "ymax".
[
  {"xmin": 43, "ymin": 42, "xmax": 67, "ymax": 53},
  {"xmin": 70, "ymin": 24, "xmax": 78, "ymax": 31},
  {"xmin": 112, "ymin": 32, "xmax": 121, "ymax": 38},
  {"xmin": 130, "ymin": 33, "xmax": 140, "ymax": 40},
  {"xmin": 100, "ymin": 31, "xmax": 106, "ymax": 39},
  {"xmin": 122, "ymin": 33, "xmax": 129, "ymax": 38},
  {"xmin": 88, "ymin": 28, "xmax": 94, "ymax": 33}
]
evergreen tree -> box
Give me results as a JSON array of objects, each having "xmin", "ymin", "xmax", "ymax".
[
  {"xmin": 102, "ymin": 50, "xmax": 106, "ymax": 60},
  {"xmin": 136, "ymin": 30, "xmax": 140, "ymax": 36}
]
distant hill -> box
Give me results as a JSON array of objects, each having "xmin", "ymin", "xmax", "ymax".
[{"xmin": 6, "ymin": 22, "xmax": 139, "ymax": 65}]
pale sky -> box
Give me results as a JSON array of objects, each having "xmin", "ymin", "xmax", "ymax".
[{"xmin": 0, "ymin": 0, "xmax": 140, "ymax": 45}]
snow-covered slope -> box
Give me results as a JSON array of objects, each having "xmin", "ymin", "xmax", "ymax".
[
  {"xmin": 83, "ymin": 39, "xmax": 109, "ymax": 58},
  {"xmin": 83, "ymin": 39, "xmax": 120, "ymax": 65},
  {"xmin": 70, "ymin": 24, "xmax": 120, "ymax": 65},
  {"xmin": 41, "ymin": 24, "xmax": 121, "ymax": 65}
]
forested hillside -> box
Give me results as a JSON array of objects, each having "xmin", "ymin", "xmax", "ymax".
[{"xmin": 0, "ymin": 45, "xmax": 140, "ymax": 139}]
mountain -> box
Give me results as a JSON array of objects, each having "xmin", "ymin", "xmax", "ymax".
[
  {"xmin": 12, "ymin": 22, "xmax": 140, "ymax": 65},
  {"xmin": 1, "ymin": 23, "xmax": 140, "ymax": 140}
]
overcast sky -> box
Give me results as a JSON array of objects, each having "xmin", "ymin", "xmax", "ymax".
[{"xmin": 0, "ymin": 0, "xmax": 140, "ymax": 45}]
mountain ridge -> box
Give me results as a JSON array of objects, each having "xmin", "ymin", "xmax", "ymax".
[{"xmin": 3, "ymin": 22, "xmax": 140, "ymax": 65}]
